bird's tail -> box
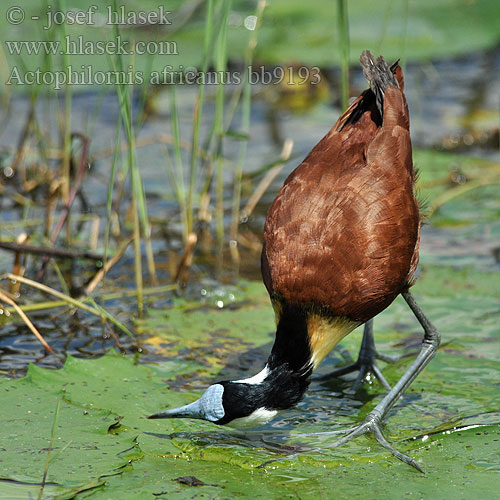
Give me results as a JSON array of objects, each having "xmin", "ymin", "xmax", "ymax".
[
  {"xmin": 335, "ymin": 51, "xmax": 404, "ymax": 132},
  {"xmin": 359, "ymin": 50, "xmax": 398, "ymax": 118}
]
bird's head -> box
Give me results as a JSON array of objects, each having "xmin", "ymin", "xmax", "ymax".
[{"xmin": 148, "ymin": 378, "xmax": 279, "ymax": 429}]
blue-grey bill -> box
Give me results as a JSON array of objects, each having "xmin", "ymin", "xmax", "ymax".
[
  {"xmin": 148, "ymin": 400, "xmax": 206, "ymax": 420},
  {"xmin": 147, "ymin": 384, "xmax": 225, "ymax": 422}
]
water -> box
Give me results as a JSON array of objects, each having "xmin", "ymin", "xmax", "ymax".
[{"xmin": 0, "ymin": 47, "xmax": 499, "ymax": 375}]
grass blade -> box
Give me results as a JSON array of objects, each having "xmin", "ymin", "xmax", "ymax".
[
  {"xmin": 230, "ymin": 0, "xmax": 267, "ymax": 265},
  {"xmin": 336, "ymin": 0, "xmax": 350, "ymax": 111},
  {"xmin": 38, "ymin": 398, "xmax": 62, "ymax": 500},
  {"xmin": 1, "ymin": 274, "xmax": 135, "ymax": 341},
  {"xmin": 186, "ymin": 0, "xmax": 216, "ymax": 235}
]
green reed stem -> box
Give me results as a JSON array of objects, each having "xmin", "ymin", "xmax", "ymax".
[
  {"xmin": 87, "ymin": 297, "xmax": 135, "ymax": 339},
  {"xmin": 38, "ymin": 398, "xmax": 62, "ymax": 500},
  {"xmin": 59, "ymin": 0, "xmax": 72, "ymax": 245},
  {"xmin": 50, "ymin": 259, "xmax": 70, "ymax": 296},
  {"xmin": 111, "ymin": 3, "xmax": 157, "ymax": 311},
  {"xmin": 214, "ymin": 0, "xmax": 230, "ymax": 252},
  {"xmin": 111, "ymin": 67, "xmax": 144, "ymax": 313},
  {"xmin": 377, "ymin": 0, "xmax": 395, "ymax": 54},
  {"xmin": 101, "ymin": 113, "xmax": 122, "ymax": 310},
  {"xmin": 131, "ymin": 187, "xmax": 144, "ymax": 316},
  {"xmin": 2, "ymin": 284, "xmax": 177, "ymax": 314},
  {"xmin": 186, "ymin": 0, "xmax": 215, "ymax": 236},
  {"xmin": 400, "ymin": 0, "xmax": 409, "ymax": 68},
  {"xmin": 336, "ymin": 0, "xmax": 350, "ymax": 111},
  {"xmin": 230, "ymin": 0, "xmax": 267, "ymax": 260},
  {"xmin": 2, "ymin": 273, "xmax": 136, "ymax": 339},
  {"xmin": 104, "ymin": 115, "xmax": 121, "ymax": 262},
  {"xmin": 168, "ymin": 85, "xmax": 188, "ymax": 242}
]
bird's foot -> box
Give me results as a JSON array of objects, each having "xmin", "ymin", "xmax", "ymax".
[
  {"xmin": 317, "ymin": 355, "xmax": 392, "ymax": 394},
  {"xmin": 329, "ymin": 413, "xmax": 423, "ymax": 473}
]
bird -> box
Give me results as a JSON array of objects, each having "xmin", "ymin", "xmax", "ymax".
[{"xmin": 149, "ymin": 51, "xmax": 441, "ymax": 472}]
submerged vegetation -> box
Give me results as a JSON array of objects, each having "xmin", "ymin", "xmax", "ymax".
[{"xmin": 0, "ymin": 0, "xmax": 499, "ymax": 498}]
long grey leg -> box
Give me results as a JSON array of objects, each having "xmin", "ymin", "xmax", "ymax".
[{"xmin": 330, "ymin": 290, "xmax": 441, "ymax": 472}]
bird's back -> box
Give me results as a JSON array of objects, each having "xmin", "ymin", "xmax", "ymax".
[{"xmin": 262, "ymin": 54, "xmax": 420, "ymax": 323}]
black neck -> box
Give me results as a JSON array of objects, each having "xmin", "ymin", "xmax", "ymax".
[
  {"xmin": 263, "ymin": 305, "xmax": 312, "ymax": 409},
  {"xmin": 268, "ymin": 305, "xmax": 312, "ymax": 374}
]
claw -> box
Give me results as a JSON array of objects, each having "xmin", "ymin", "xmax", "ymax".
[{"xmin": 329, "ymin": 415, "xmax": 424, "ymax": 473}]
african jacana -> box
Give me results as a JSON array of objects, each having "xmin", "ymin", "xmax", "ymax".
[{"xmin": 149, "ymin": 51, "xmax": 441, "ymax": 472}]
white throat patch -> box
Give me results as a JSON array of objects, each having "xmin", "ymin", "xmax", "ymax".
[
  {"xmin": 227, "ymin": 407, "xmax": 278, "ymax": 429},
  {"xmin": 234, "ymin": 366, "xmax": 269, "ymax": 385}
]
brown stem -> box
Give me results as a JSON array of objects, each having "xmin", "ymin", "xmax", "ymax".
[
  {"xmin": 38, "ymin": 133, "xmax": 90, "ymax": 280},
  {"xmin": 0, "ymin": 241, "xmax": 102, "ymax": 261},
  {"xmin": 0, "ymin": 289, "xmax": 54, "ymax": 353}
]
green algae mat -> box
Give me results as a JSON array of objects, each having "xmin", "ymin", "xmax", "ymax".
[
  {"xmin": 1, "ymin": 273, "xmax": 499, "ymax": 499},
  {"xmin": 1, "ymin": 148, "xmax": 499, "ymax": 498}
]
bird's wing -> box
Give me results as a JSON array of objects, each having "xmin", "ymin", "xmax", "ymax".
[{"xmin": 262, "ymin": 77, "xmax": 419, "ymax": 322}]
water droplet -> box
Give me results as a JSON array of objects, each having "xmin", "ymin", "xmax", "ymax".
[
  {"xmin": 3, "ymin": 166, "xmax": 14, "ymax": 178},
  {"xmin": 244, "ymin": 15, "xmax": 257, "ymax": 30}
]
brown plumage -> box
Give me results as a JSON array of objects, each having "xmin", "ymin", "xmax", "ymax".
[{"xmin": 262, "ymin": 52, "xmax": 420, "ymax": 327}]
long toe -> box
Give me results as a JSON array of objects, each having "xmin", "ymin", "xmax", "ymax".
[
  {"xmin": 318, "ymin": 358, "xmax": 392, "ymax": 393},
  {"xmin": 371, "ymin": 422, "xmax": 423, "ymax": 473},
  {"xmin": 370, "ymin": 363, "xmax": 392, "ymax": 391},
  {"xmin": 329, "ymin": 416, "xmax": 423, "ymax": 473},
  {"xmin": 316, "ymin": 361, "xmax": 360, "ymax": 381}
]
